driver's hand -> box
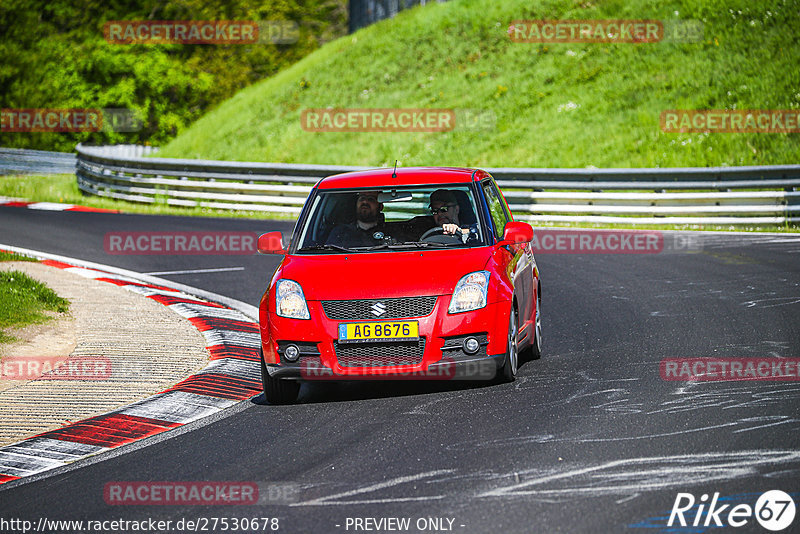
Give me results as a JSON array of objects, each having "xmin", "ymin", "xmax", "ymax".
[{"xmin": 442, "ymin": 223, "xmax": 460, "ymax": 235}]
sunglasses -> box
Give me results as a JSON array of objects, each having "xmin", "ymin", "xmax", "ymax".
[{"xmin": 430, "ymin": 204, "xmax": 457, "ymax": 215}]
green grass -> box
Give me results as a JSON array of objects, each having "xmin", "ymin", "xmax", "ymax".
[
  {"xmin": 0, "ymin": 174, "xmax": 296, "ymax": 220},
  {"xmin": 0, "ymin": 270, "xmax": 70, "ymax": 345},
  {"xmin": 0, "ymin": 251, "xmax": 38, "ymax": 262},
  {"xmin": 158, "ymin": 0, "xmax": 799, "ymax": 168}
]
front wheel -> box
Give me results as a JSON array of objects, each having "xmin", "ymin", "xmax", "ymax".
[
  {"xmin": 260, "ymin": 350, "xmax": 300, "ymax": 404},
  {"xmin": 499, "ymin": 306, "xmax": 519, "ymax": 382}
]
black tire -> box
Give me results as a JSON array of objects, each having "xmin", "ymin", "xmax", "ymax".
[
  {"xmin": 260, "ymin": 350, "xmax": 300, "ymax": 404},
  {"xmin": 499, "ymin": 306, "xmax": 519, "ymax": 383}
]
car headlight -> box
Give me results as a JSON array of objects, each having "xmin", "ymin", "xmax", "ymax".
[
  {"xmin": 448, "ymin": 271, "xmax": 490, "ymax": 313},
  {"xmin": 275, "ymin": 279, "xmax": 310, "ymax": 319}
]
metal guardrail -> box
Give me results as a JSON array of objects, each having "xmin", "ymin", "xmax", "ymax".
[
  {"xmin": 75, "ymin": 144, "xmax": 800, "ymax": 225},
  {"xmin": 0, "ymin": 148, "xmax": 76, "ymax": 175},
  {"xmin": 349, "ymin": 0, "xmax": 449, "ymax": 34}
]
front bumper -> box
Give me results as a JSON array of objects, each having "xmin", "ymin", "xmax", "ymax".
[
  {"xmin": 266, "ymin": 354, "xmax": 504, "ymax": 381},
  {"xmin": 261, "ymin": 296, "xmax": 509, "ymax": 381}
]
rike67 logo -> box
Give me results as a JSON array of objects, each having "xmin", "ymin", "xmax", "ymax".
[{"xmin": 668, "ymin": 490, "xmax": 796, "ymax": 531}]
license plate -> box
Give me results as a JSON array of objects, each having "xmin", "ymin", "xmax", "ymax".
[{"xmin": 338, "ymin": 321, "xmax": 419, "ymax": 343}]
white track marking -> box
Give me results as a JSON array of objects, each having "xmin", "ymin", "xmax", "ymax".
[
  {"xmin": 198, "ymin": 358, "xmax": 261, "ymax": 381},
  {"xmin": 122, "ymin": 285, "xmax": 203, "ymax": 301},
  {"xmin": 26, "ymin": 202, "xmax": 76, "ymax": 211},
  {"xmin": 118, "ymin": 391, "xmax": 237, "ymax": 425},
  {"xmin": 2, "ymin": 437, "xmax": 105, "ymax": 458},
  {"xmin": 64, "ymin": 266, "xmax": 137, "ymax": 281},
  {"xmin": 201, "ymin": 329, "xmax": 261, "ymax": 348},
  {"xmin": 0, "ymin": 438, "xmax": 109, "ymax": 477},
  {"xmin": 168, "ymin": 302, "xmax": 252, "ymax": 321},
  {"xmin": 144, "ymin": 267, "xmax": 245, "ymax": 276},
  {"xmin": 0, "ymin": 452, "xmax": 68, "ymax": 477}
]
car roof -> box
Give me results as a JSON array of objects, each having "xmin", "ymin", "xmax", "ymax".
[{"xmin": 316, "ymin": 167, "xmax": 491, "ymax": 189}]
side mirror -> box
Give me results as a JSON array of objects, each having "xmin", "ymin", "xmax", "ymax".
[
  {"xmin": 498, "ymin": 221, "xmax": 533, "ymax": 246},
  {"xmin": 258, "ymin": 231, "xmax": 286, "ymax": 254}
]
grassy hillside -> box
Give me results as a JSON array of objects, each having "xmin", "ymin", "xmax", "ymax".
[{"xmin": 159, "ymin": 0, "xmax": 799, "ymax": 168}]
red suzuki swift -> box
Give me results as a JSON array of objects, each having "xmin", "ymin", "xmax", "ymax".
[{"xmin": 258, "ymin": 167, "xmax": 541, "ymax": 404}]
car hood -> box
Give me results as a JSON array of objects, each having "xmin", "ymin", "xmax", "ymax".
[{"xmin": 278, "ymin": 248, "xmax": 492, "ymax": 300}]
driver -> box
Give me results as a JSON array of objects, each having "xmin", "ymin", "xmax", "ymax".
[
  {"xmin": 422, "ymin": 188, "xmax": 480, "ymax": 244},
  {"xmin": 429, "ymin": 189, "xmax": 463, "ymax": 236}
]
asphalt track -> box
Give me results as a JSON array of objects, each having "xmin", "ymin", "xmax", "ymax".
[{"xmin": 1, "ymin": 206, "xmax": 800, "ymax": 533}]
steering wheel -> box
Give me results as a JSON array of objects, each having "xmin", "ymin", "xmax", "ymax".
[
  {"xmin": 420, "ymin": 226, "xmax": 446, "ymax": 240},
  {"xmin": 420, "ymin": 226, "xmax": 462, "ymax": 244}
]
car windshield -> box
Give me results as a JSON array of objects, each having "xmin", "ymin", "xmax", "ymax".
[{"xmin": 295, "ymin": 184, "xmax": 487, "ymax": 252}]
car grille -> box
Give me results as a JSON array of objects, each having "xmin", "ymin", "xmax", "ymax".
[
  {"xmin": 321, "ymin": 296, "xmax": 437, "ymax": 320},
  {"xmin": 335, "ymin": 339, "xmax": 426, "ymax": 367}
]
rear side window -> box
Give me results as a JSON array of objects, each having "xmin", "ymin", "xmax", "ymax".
[{"xmin": 482, "ymin": 180, "xmax": 510, "ymax": 240}]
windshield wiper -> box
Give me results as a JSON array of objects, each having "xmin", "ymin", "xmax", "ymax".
[
  {"xmin": 350, "ymin": 244, "xmax": 392, "ymax": 251},
  {"xmin": 329, "ymin": 240, "xmax": 462, "ymax": 252},
  {"xmin": 397, "ymin": 241, "xmax": 458, "ymax": 248},
  {"xmin": 361, "ymin": 241, "xmax": 456, "ymax": 250},
  {"xmin": 298, "ymin": 244, "xmax": 355, "ymax": 253}
]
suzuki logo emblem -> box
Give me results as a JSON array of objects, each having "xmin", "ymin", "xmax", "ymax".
[{"xmin": 370, "ymin": 302, "xmax": 386, "ymax": 316}]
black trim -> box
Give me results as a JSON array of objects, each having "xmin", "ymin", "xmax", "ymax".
[
  {"xmin": 276, "ymin": 341, "xmax": 321, "ymax": 356},
  {"xmin": 267, "ymin": 354, "xmax": 503, "ymax": 381},
  {"xmin": 276, "ymin": 341, "xmax": 321, "ymax": 365}
]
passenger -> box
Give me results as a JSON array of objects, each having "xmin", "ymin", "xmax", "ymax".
[{"xmin": 326, "ymin": 190, "xmax": 386, "ymax": 247}]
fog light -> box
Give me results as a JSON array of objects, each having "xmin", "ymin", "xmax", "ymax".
[
  {"xmin": 463, "ymin": 337, "xmax": 480, "ymax": 355},
  {"xmin": 284, "ymin": 344, "xmax": 300, "ymax": 362}
]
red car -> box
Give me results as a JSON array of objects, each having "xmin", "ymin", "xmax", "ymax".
[{"xmin": 258, "ymin": 167, "xmax": 541, "ymax": 403}]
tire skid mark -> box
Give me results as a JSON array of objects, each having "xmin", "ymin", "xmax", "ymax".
[
  {"xmin": 281, "ymin": 450, "xmax": 800, "ymax": 507},
  {"xmin": 291, "ymin": 469, "xmax": 455, "ymax": 507},
  {"xmin": 479, "ymin": 450, "xmax": 800, "ymax": 499}
]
